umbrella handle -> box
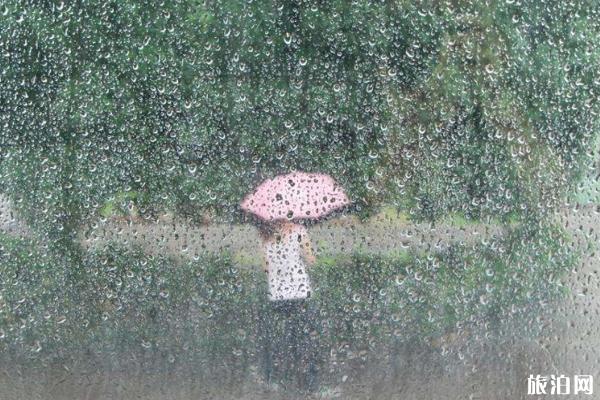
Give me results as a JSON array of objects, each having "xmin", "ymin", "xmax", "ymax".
[{"xmin": 300, "ymin": 233, "xmax": 317, "ymax": 266}]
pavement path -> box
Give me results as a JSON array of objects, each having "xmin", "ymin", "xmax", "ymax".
[{"xmin": 80, "ymin": 212, "xmax": 503, "ymax": 267}]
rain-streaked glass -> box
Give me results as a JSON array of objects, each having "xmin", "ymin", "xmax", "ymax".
[{"xmin": 0, "ymin": 1, "xmax": 599, "ymax": 398}]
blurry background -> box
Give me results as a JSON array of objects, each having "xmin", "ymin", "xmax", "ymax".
[{"xmin": 0, "ymin": 0, "xmax": 599, "ymax": 398}]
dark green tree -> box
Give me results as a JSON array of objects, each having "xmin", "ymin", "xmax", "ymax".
[{"xmin": 1, "ymin": 0, "xmax": 598, "ymax": 254}]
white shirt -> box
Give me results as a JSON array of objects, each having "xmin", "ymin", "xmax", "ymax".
[{"xmin": 262, "ymin": 224, "xmax": 312, "ymax": 301}]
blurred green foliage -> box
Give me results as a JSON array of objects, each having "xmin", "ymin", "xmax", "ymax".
[
  {"xmin": 0, "ymin": 223, "xmax": 573, "ymax": 377},
  {"xmin": 0, "ymin": 3, "xmax": 594, "ymax": 390},
  {"xmin": 1, "ymin": 1, "xmax": 599, "ymax": 252}
]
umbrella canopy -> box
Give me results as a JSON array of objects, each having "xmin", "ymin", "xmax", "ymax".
[{"xmin": 240, "ymin": 172, "xmax": 350, "ymax": 221}]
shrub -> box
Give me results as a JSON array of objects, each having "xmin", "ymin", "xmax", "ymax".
[{"xmin": 0, "ymin": 223, "xmax": 574, "ymax": 379}]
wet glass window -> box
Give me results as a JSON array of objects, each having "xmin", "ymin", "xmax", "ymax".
[{"xmin": 1, "ymin": 1, "xmax": 599, "ymax": 398}]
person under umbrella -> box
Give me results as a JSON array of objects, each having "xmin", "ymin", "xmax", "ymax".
[{"xmin": 240, "ymin": 171, "xmax": 350, "ymax": 393}]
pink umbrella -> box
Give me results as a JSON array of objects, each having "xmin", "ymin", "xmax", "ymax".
[{"xmin": 240, "ymin": 171, "xmax": 350, "ymax": 221}]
